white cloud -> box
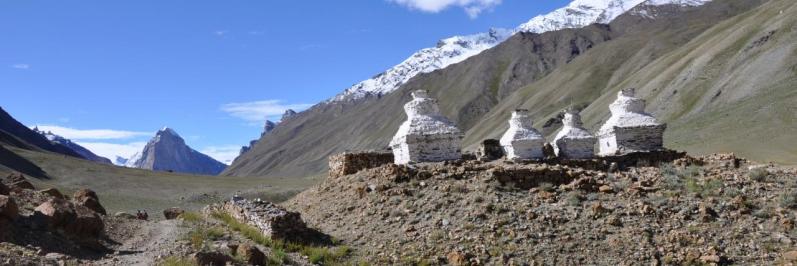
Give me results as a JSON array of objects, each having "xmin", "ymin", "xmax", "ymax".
[
  {"xmin": 11, "ymin": 64, "xmax": 30, "ymax": 70},
  {"xmin": 389, "ymin": 0, "xmax": 501, "ymax": 18},
  {"xmin": 32, "ymin": 125, "xmax": 149, "ymax": 140},
  {"xmin": 200, "ymin": 145, "xmax": 242, "ymax": 165},
  {"xmin": 220, "ymin": 100, "xmax": 312, "ymax": 123},
  {"xmin": 214, "ymin": 30, "xmax": 228, "ymax": 36},
  {"xmin": 76, "ymin": 141, "xmax": 148, "ymax": 163}
]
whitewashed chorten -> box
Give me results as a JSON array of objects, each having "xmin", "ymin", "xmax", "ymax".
[
  {"xmin": 553, "ymin": 109, "xmax": 596, "ymax": 159},
  {"xmin": 499, "ymin": 109, "xmax": 545, "ymax": 160},
  {"xmin": 389, "ymin": 90, "xmax": 462, "ymax": 165},
  {"xmin": 597, "ymin": 89, "xmax": 666, "ymax": 156}
]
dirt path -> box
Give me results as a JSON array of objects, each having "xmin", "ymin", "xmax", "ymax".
[{"xmin": 96, "ymin": 219, "xmax": 188, "ymax": 266}]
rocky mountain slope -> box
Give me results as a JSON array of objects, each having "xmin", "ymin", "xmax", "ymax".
[
  {"xmin": 225, "ymin": 0, "xmax": 775, "ymax": 178},
  {"xmin": 31, "ymin": 128, "xmax": 112, "ymax": 165},
  {"xmin": 125, "ymin": 128, "xmax": 227, "ymax": 175}
]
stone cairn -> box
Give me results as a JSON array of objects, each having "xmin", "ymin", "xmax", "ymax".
[
  {"xmin": 553, "ymin": 109, "xmax": 596, "ymax": 159},
  {"xmin": 500, "ymin": 109, "xmax": 545, "ymax": 160},
  {"xmin": 390, "ymin": 90, "xmax": 463, "ymax": 165},
  {"xmin": 597, "ymin": 88, "xmax": 666, "ymax": 156}
]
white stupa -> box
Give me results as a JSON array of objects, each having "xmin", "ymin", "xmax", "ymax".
[
  {"xmin": 499, "ymin": 109, "xmax": 545, "ymax": 160},
  {"xmin": 553, "ymin": 109, "xmax": 596, "ymax": 159},
  {"xmin": 389, "ymin": 90, "xmax": 463, "ymax": 165},
  {"xmin": 597, "ymin": 89, "xmax": 666, "ymax": 156}
]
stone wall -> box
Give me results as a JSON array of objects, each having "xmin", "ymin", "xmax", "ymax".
[
  {"xmin": 216, "ymin": 199, "xmax": 311, "ymax": 242},
  {"xmin": 329, "ymin": 151, "xmax": 394, "ymax": 178}
]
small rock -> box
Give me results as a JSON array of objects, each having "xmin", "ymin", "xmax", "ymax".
[
  {"xmin": 700, "ymin": 254, "xmax": 721, "ymax": 264},
  {"xmin": 598, "ymin": 185, "xmax": 614, "ymax": 193},
  {"xmin": 114, "ymin": 212, "xmax": 136, "ymax": 219},
  {"xmin": 192, "ymin": 251, "xmax": 233, "ymax": 266},
  {"xmin": 0, "ymin": 195, "xmax": 19, "ymax": 220},
  {"xmin": 163, "ymin": 207, "xmax": 185, "ymax": 220},
  {"xmin": 236, "ymin": 244, "xmax": 266, "ymax": 266},
  {"xmin": 447, "ymin": 251, "xmax": 468, "ymax": 266}
]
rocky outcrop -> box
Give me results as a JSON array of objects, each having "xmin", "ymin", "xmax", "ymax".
[
  {"xmin": 125, "ymin": 127, "xmax": 226, "ymax": 175},
  {"xmin": 237, "ymin": 120, "xmax": 277, "ymax": 159},
  {"xmin": 390, "ymin": 90, "xmax": 463, "ymax": 164},
  {"xmin": 500, "ymin": 109, "xmax": 545, "ymax": 160},
  {"xmin": 329, "ymin": 151, "xmax": 394, "ymax": 178}
]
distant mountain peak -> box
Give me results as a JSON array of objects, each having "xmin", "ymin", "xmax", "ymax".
[{"xmin": 125, "ymin": 128, "xmax": 225, "ymax": 175}]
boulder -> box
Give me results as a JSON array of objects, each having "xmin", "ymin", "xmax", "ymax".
[
  {"xmin": 163, "ymin": 207, "xmax": 185, "ymax": 220},
  {"xmin": 64, "ymin": 205, "xmax": 104, "ymax": 238},
  {"xmin": 73, "ymin": 188, "xmax": 99, "ymax": 201},
  {"xmin": 39, "ymin": 188, "xmax": 65, "ymax": 199},
  {"xmin": 0, "ymin": 195, "xmax": 19, "ymax": 220},
  {"xmin": 191, "ymin": 251, "xmax": 233, "ymax": 266},
  {"xmin": 236, "ymin": 244, "xmax": 266, "ymax": 266},
  {"xmin": 0, "ymin": 182, "xmax": 9, "ymax": 195},
  {"xmin": 72, "ymin": 188, "xmax": 106, "ymax": 215},
  {"xmin": 34, "ymin": 198, "xmax": 76, "ymax": 229}
]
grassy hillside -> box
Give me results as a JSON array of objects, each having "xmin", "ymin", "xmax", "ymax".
[
  {"xmin": 0, "ymin": 147, "xmax": 318, "ymax": 214},
  {"xmin": 225, "ymin": 0, "xmax": 774, "ymax": 179}
]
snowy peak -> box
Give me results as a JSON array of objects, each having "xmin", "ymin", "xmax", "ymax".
[
  {"xmin": 31, "ymin": 127, "xmax": 113, "ymax": 165},
  {"xmin": 330, "ymin": 28, "xmax": 513, "ymax": 102},
  {"xmin": 517, "ymin": 0, "xmax": 710, "ymax": 33},
  {"xmin": 327, "ymin": 0, "xmax": 711, "ymax": 103}
]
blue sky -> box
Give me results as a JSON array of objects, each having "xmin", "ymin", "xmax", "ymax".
[{"xmin": 0, "ymin": 0, "xmax": 568, "ymax": 164}]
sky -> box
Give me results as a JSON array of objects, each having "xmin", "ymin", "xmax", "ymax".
[{"xmin": 0, "ymin": 0, "xmax": 569, "ymax": 164}]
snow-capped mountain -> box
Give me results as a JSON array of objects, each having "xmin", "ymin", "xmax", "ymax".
[
  {"xmin": 32, "ymin": 127, "xmax": 113, "ymax": 164},
  {"xmin": 330, "ymin": 28, "xmax": 513, "ymax": 102},
  {"xmin": 125, "ymin": 127, "xmax": 227, "ymax": 175},
  {"xmin": 329, "ymin": 0, "xmax": 711, "ymax": 103}
]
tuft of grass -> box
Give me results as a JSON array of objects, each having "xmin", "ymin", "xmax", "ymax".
[
  {"xmin": 211, "ymin": 211, "xmax": 351, "ymax": 264},
  {"xmin": 186, "ymin": 227, "xmax": 225, "ymax": 250},
  {"xmin": 749, "ymin": 168, "xmax": 771, "ymax": 182},
  {"xmin": 179, "ymin": 212, "xmax": 205, "ymax": 223},
  {"xmin": 779, "ymin": 190, "xmax": 797, "ymax": 209},
  {"xmin": 565, "ymin": 191, "xmax": 583, "ymax": 206},
  {"xmin": 539, "ymin": 182, "xmax": 555, "ymax": 192},
  {"xmin": 159, "ymin": 256, "xmax": 195, "ymax": 266}
]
